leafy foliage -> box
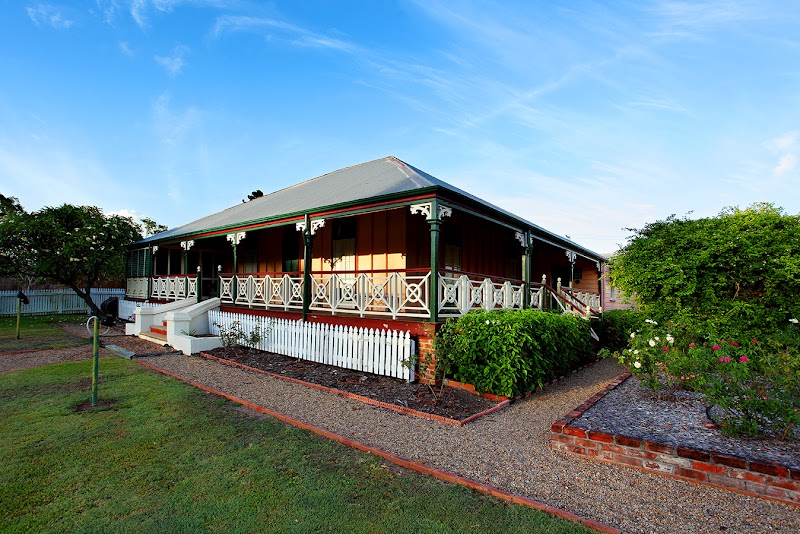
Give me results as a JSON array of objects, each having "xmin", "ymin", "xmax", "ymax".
[
  {"xmin": 598, "ymin": 309, "xmax": 647, "ymax": 354},
  {"xmin": 609, "ymin": 203, "xmax": 800, "ymax": 339},
  {"xmin": 435, "ymin": 310, "xmax": 594, "ymax": 397},
  {"xmin": 0, "ymin": 204, "xmax": 142, "ymax": 315}
]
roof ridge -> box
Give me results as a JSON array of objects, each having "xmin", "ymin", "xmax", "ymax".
[{"xmin": 258, "ymin": 156, "xmax": 393, "ymax": 198}]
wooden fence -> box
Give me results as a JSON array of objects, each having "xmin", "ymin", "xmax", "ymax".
[
  {"xmin": 0, "ymin": 288, "xmax": 124, "ymax": 317},
  {"xmin": 208, "ymin": 310, "xmax": 415, "ymax": 381}
]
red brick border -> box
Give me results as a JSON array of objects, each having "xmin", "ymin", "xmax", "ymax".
[
  {"xmin": 198, "ymin": 351, "xmax": 510, "ymax": 426},
  {"xmin": 134, "ymin": 358, "xmax": 620, "ymax": 534},
  {"xmin": 550, "ymin": 372, "xmax": 800, "ymax": 507}
]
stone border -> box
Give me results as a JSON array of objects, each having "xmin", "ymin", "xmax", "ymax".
[
  {"xmin": 550, "ymin": 372, "xmax": 800, "ymax": 507},
  {"xmin": 198, "ymin": 352, "xmax": 510, "ymax": 426},
  {"xmin": 133, "ymin": 357, "xmax": 620, "ymax": 534}
]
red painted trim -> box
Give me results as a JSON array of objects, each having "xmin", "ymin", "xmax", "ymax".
[
  {"xmin": 133, "ymin": 357, "xmax": 620, "ymax": 533},
  {"xmin": 198, "ymin": 351, "xmax": 508, "ymax": 426},
  {"xmin": 218, "ymin": 306, "xmax": 432, "ymax": 336}
]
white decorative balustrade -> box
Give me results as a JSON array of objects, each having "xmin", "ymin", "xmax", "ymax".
[
  {"xmin": 309, "ymin": 270, "xmax": 430, "ymax": 319},
  {"xmin": 219, "ymin": 270, "xmax": 430, "ymax": 319},
  {"xmin": 126, "ymin": 277, "xmax": 149, "ymax": 299},
  {"xmin": 150, "ymin": 275, "xmax": 197, "ymax": 301},
  {"xmin": 220, "ymin": 273, "xmax": 304, "ymax": 311},
  {"xmin": 136, "ymin": 269, "xmax": 600, "ymax": 319},
  {"xmin": 438, "ymin": 271, "xmax": 526, "ymax": 316}
]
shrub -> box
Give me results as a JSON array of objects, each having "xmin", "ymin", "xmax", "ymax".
[
  {"xmin": 435, "ymin": 309, "xmax": 594, "ymax": 397},
  {"xmin": 598, "ymin": 309, "xmax": 647, "ymax": 354},
  {"xmin": 609, "ymin": 203, "xmax": 800, "ymax": 340}
]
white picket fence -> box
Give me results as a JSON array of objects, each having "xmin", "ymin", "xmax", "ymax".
[
  {"xmin": 208, "ymin": 310, "xmax": 415, "ymax": 381},
  {"xmin": 0, "ymin": 288, "xmax": 125, "ymax": 317}
]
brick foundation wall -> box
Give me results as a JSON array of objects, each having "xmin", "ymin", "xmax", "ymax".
[
  {"xmin": 550, "ymin": 373, "xmax": 800, "ymax": 507},
  {"xmin": 416, "ymin": 322, "xmax": 438, "ymax": 384}
]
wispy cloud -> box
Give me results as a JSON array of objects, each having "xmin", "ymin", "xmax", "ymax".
[
  {"xmin": 152, "ymin": 91, "xmax": 198, "ymax": 145},
  {"xmin": 26, "ymin": 3, "xmax": 74, "ymax": 29},
  {"xmin": 210, "ymin": 14, "xmax": 360, "ymax": 54},
  {"xmin": 154, "ymin": 44, "xmax": 190, "ymax": 76},
  {"xmin": 119, "ymin": 40, "xmax": 135, "ymax": 58},
  {"xmin": 764, "ymin": 130, "xmax": 799, "ymax": 177}
]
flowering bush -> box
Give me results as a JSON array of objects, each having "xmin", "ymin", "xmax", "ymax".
[
  {"xmin": 618, "ymin": 318, "xmax": 800, "ymax": 438},
  {"xmin": 617, "ymin": 319, "xmax": 676, "ymax": 392}
]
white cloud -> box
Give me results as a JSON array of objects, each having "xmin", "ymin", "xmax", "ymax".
[
  {"xmin": 764, "ymin": 130, "xmax": 799, "ymax": 177},
  {"xmin": 26, "ymin": 4, "xmax": 74, "ymax": 29},
  {"xmin": 154, "ymin": 44, "xmax": 190, "ymax": 76},
  {"xmin": 774, "ymin": 153, "xmax": 797, "ymax": 176},
  {"xmin": 152, "ymin": 91, "xmax": 199, "ymax": 146}
]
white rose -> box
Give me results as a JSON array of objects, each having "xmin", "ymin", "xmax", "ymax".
[
  {"xmin": 633, "ymin": 361, "xmax": 642, "ymax": 369},
  {"xmin": 630, "ymin": 332, "xmax": 636, "ymax": 339},
  {"xmin": 648, "ymin": 339, "xmax": 656, "ymax": 347}
]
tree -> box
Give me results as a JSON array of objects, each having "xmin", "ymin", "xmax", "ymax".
[
  {"xmin": 609, "ymin": 203, "xmax": 800, "ymax": 338},
  {"xmin": 140, "ymin": 217, "xmax": 168, "ymax": 237},
  {"xmin": 0, "ymin": 203, "xmax": 142, "ymax": 317}
]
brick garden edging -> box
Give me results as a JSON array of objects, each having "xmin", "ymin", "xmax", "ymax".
[
  {"xmin": 198, "ymin": 351, "xmax": 510, "ymax": 426},
  {"xmin": 550, "ymin": 372, "xmax": 800, "ymax": 507}
]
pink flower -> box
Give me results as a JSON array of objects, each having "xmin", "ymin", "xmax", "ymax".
[
  {"xmin": 739, "ymin": 356, "xmax": 748, "ymax": 363},
  {"xmin": 719, "ymin": 356, "xmax": 731, "ymax": 363},
  {"xmin": 689, "ymin": 342, "xmax": 696, "ymax": 348},
  {"xmin": 729, "ymin": 341, "xmax": 740, "ymax": 347},
  {"xmin": 752, "ymin": 338, "xmax": 758, "ymax": 344},
  {"xmin": 712, "ymin": 345, "xmax": 720, "ymax": 350},
  {"xmin": 662, "ymin": 346, "xmax": 669, "ymax": 351}
]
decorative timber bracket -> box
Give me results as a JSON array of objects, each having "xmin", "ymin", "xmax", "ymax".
[
  {"xmin": 295, "ymin": 219, "xmax": 326, "ymax": 235},
  {"xmin": 410, "ymin": 202, "xmax": 452, "ymax": 220},
  {"xmin": 151, "ymin": 245, "xmax": 158, "ymax": 254},
  {"xmin": 180, "ymin": 240, "xmax": 194, "ymax": 251},
  {"xmin": 226, "ymin": 232, "xmax": 246, "ymax": 246},
  {"xmin": 596, "ymin": 261, "xmax": 602, "ymax": 272},
  {"xmin": 565, "ymin": 250, "xmax": 577, "ymax": 264},
  {"xmin": 515, "ymin": 231, "xmax": 534, "ymax": 249}
]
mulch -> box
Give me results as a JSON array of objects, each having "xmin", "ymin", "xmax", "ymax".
[{"xmin": 202, "ymin": 346, "xmax": 501, "ymax": 421}]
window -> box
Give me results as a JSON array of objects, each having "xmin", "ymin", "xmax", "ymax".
[
  {"xmin": 282, "ymin": 226, "xmax": 299, "ymax": 272},
  {"xmin": 126, "ymin": 248, "xmax": 149, "ymax": 277},
  {"xmin": 444, "ymin": 225, "xmax": 462, "ymax": 271},
  {"xmin": 332, "ymin": 218, "xmax": 356, "ymax": 274}
]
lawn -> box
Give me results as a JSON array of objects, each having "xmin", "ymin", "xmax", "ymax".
[
  {"xmin": 0, "ymin": 315, "xmax": 91, "ymax": 351},
  {"xmin": 0, "ymin": 358, "xmax": 590, "ymax": 533}
]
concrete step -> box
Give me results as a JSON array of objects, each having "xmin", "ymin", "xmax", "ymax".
[{"xmin": 140, "ymin": 331, "xmax": 168, "ymax": 345}]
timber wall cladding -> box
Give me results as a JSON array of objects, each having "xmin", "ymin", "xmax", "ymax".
[{"xmin": 550, "ymin": 373, "xmax": 800, "ymax": 506}]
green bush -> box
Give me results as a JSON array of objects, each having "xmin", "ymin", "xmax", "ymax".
[
  {"xmin": 435, "ymin": 309, "xmax": 594, "ymax": 397},
  {"xmin": 598, "ymin": 309, "xmax": 647, "ymax": 353},
  {"xmin": 609, "ymin": 203, "xmax": 800, "ymax": 340}
]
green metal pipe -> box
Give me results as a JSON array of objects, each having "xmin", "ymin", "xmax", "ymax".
[{"xmin": 91, "ymin": 317, "xmax": 99, "ymax": 407}]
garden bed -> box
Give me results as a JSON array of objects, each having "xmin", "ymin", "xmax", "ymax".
[
  {"xmin": 201, "ymin": 346, "xmax": 507, "ymax": 424},
  {"xmin": 551, "ymin": 373, "xmax": 800, "ymax": 505}
]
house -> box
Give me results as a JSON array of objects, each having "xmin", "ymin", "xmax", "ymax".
[{"xmin": 125, "ymin": 156, "xmax": 606, "ymax": 381}]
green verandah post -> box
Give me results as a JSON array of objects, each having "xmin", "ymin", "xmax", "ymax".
[{"xmin": 302, "ymin": 214, "xmax": 313, "ymax": 322}]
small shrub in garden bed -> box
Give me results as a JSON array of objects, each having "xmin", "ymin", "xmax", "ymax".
[
  {"xmin": 435, "ymin": 309, "xmax": 594, "ymax": 397},
  {"xmin": 615, "ymin": 319, "xmax": 800, "ymax": 439}
]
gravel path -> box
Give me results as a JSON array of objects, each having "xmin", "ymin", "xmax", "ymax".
[{"xmin": 139, "ymin": 352, "xmax": 800, "ymax": 534}]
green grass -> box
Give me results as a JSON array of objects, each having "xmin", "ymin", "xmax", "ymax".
[
  {"xmin": 0, "ymin": 358, "xmax": 590, "ymax": 533},
  {"xmin": 0, "ymin": 315, "xmax": 91, "ymax": 351}
]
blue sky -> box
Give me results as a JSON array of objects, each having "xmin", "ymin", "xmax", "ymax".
[{"xmin": 2, "ymin": 1, "xmax": 799, "ymax": 253}]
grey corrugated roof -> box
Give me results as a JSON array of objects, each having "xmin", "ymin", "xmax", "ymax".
[{"xmin": 137, "ymin": 156, "xmax": 602, "ymax": 260}]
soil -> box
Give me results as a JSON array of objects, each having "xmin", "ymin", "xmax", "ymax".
[{"xmin": 203, "ymin": 346, "xmax": 501, "ymax": 421}]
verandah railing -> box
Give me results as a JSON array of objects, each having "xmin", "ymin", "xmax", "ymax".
[
  {"xmin": 213, "ymin": 269, "xmax": 600, "ymax": 319},
  {"xmin": 127, "ymin": 275, "xmax": 198, "ymax": 301},
  {"xmin": 219, "ymin": 269, "xmax": 431, "ymax": 319}
]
